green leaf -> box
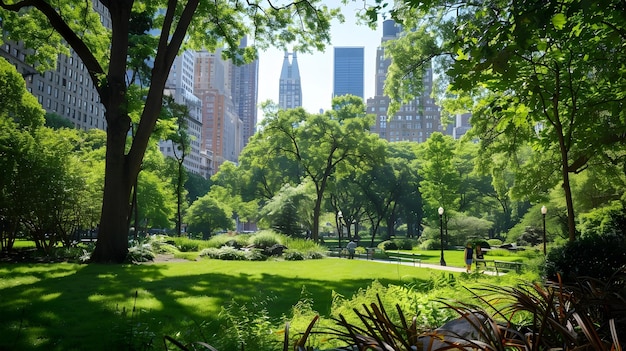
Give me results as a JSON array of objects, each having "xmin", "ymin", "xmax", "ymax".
[{"xmin": 551, "ymin": 13, "xmax": 567, "ymax": 30}]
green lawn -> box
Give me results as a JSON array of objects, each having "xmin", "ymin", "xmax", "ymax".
[{"xmin": 0, "ymin": 258, "xmax": 448, "ymax": 351}]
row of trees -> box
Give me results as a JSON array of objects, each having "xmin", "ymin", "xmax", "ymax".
[{"xmin": 205, "ymin": 94, "xmax": 624, "ymax": 248}]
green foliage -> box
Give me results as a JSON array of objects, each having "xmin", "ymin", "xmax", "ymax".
[
  {"xmin": 0, "ymin": 57, "xmax": 45, "ymax": 129},
  {"xmin": 210, "ymin": 297, "xmax": 278, "ymax": 351},
  {"xmin": 283, "ymin": 250, "xmax": 305, "ymax": 261},
  {"xmin": 378, "ymin": 240, "xmax": 398, "ymax": 250},
  {"xmin": 2, "ymin": 0, "xmax": 343, "ymax": 264},
  {"xmin": 578, "ymin": 202, "xmax": 626, "ymax": 239},
  {"xmin": 127, "ymin": 241, "xmax": 156, "ymax": 263},
  {"xmin": 545, "ymin": 234, "xmax": 626, "ymax": 283},
  {"xmin": 417, "ymin": 239, "xmax": 439, "ymax": 250},
  {"xmin": 249, "ymin": 230, "xmax": 283, "ymax": 249},
  {"xmin": 172, "ymin": 237, "xmax": 200, "ymax": 252},
  {"xmin": 378, "ymin": 0, "xmax": 626, "ymax": 241},
  {"xmin": 185, "ymin": 194, "xmax": 234, "ymax": 239},
  {"xmin": 199, "ymin": 247, "xmax": 247, "ymax": 261},
  {"xmin": 257, "ymin": 95, "xmax": 383, "ymax": 241},
  {"xmin": 205, "ymin": 233, "xmax": 251, "ymax": 249},
  {"xmin": 392, "ymin": 238, "xmax": 415, "ymax": 250},
  {"xmin": 259, "ymin": 182, "xmax": 313, "ymax": 237},
  {"xmin": 486, "ymin": 248, "xmax": 514, "ymax": 257},
  {"xmin": 487, "ymin": 238, "xmax": 503, "ymax": 247}
]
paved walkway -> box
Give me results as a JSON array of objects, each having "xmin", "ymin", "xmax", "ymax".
[{"xmin": 347, "ymin": 255, "xmax": 497, "ymax": 275}]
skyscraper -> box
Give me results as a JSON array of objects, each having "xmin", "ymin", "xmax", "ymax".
[
  {"xmin": 231, "ymin": 37, "xmax": 259, "ymax": 147},
  {"xmin": 333, "ymin": 47, "xmax": 364, "ymax": 99},
  {"xmin": 367, "ymin": 20, "xmax": 442, "ymax": 143},
  {"xmin": 278, "ymin": 51, "xmax": 302, "ymax": 109}
]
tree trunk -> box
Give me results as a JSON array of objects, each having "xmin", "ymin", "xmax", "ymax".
[{"xmin": 91, "ymin": 119, "xmax": 134, "ymax": 263}]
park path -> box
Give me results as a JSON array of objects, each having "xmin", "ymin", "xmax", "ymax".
[{"xmin": 350, "ymin": 255, "xmax": 499, "ymax": 275}]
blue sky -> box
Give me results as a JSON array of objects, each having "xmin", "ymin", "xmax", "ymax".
[{"xmin": 256, "ymin": 2, "xmax": 385, "ymax": 118}]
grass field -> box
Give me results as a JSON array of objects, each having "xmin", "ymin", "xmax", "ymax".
[{"xmin": 0, "ymin": 257, "xmax": 454, "ymax": 351}]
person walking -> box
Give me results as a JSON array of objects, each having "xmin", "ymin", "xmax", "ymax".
[
  {"xmin": 346, "ymin": 240, "xmax": 357, "ymax": 259},
  {"xmin": 464, "ymin": 243, "xmax": 474, "ymax": 273}
]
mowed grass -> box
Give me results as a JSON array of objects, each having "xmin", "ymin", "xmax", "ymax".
[{"xmin": 0, "ymin": 258, "xmax": 443, "ymax": 351}]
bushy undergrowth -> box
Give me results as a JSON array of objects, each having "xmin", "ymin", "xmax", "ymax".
[
  {"xmin": 206, "ymin": 233, "xmax": 252, "ymax": 249},
  {"xmin": 487, "ymin": 238, "xmax": 503, "ymax": 246},
  {"xmin": 377, "ymin": 238, "xmax": 416, "ymax": 251},
  {"xmin": 249, "ymin": 230, "xmax": 283, "ymax": 249},
  {"xmin": 545, "ymin": 234, "xmax": 626, "ymax": 282},
  {"xmin": 127, "ymin": 241, "xmax": 156, "ymax": 262},
  {"xmin": 199, "ymin": 247, "xmax": 247, "ymax": 261}
]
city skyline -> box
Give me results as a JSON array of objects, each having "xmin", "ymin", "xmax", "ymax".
[{"xmin": 257, "ymin": 4, "xmax": 382, "ymax": 118}]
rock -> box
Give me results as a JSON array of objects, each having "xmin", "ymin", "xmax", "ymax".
[
  {"xmin": 418, "ymin": 312, "xmax": 488, "ymax": 350},
  {"xmin": 264, "ymin": 244, "xmax": 288, "ymax": 256}
]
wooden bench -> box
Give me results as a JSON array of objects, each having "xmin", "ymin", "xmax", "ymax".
[
  {"xmin": 493, "ymin": 260, "xmax": 524, "ymax": 274},
  {"xmin": 475, "ymin": 259, "xmax": 523, "ymax": 275},
  {"xmin": 386, "ymin": 251, "xmax": 421, "ymax": 267}
]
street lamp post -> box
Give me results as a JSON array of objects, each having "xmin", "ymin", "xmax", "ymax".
[
  {"xmin": 438, "ymin": 207, "xmax": 446, "ymax": 266},
  {"xmin": 541, "ymin": 205, "xmax": 547, "ymax": 256},
  {"xmin": 337, "ymin": 211, "xmax": 343, "ymax": 249}
]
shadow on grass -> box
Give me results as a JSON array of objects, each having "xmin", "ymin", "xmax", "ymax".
[{"xmin": 0, "ymin": 260, "xmax": 429, "ymax": 351}]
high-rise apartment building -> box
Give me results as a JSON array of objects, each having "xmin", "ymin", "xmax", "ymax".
[
  {"xmin": 194, "ymin": 50, "xmax": 243, "ymax": 175},
  {"xmin": 231, "ymin": 37, "xmax": 259, "ymax": 147},
  {"xmin": 333, "ymin": 47, "xmax": 364, "ymax": 99},
  {"xmin": 278, "ymin": 51, "xmax": 302, "ymax": 109},
  {"xmin": 0, "ymin": 1, "xmax": 110, "ymax": 131},
  {"xmin": 367, "ymin": 20, "xmax": 442, "ymax": 143}
]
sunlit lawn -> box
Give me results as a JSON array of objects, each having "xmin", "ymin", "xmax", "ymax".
[{"xmin": 0, "ymin": 258, "xmax": 448, "ymax": 351}]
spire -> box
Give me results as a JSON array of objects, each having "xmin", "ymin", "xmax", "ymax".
[{"xmin": 278, "ymin": 50, "xmax": 302, "ymax": 109}]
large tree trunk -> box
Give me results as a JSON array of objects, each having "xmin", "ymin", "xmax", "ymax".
[{"xmin": 91, "ymin": 123, "xmax": 134, "ymax": 263}]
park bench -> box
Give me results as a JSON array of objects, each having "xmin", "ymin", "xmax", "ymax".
[
  {"xmin": 475, "ymin": 259, "xmax": 523, "ymax": 275},
  {"xmin": 385, "ymin": 251, "xmax": 421, "ymax": 267}
]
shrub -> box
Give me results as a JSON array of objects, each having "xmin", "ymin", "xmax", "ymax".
[
  {"xmin": 199, "ymin": 247, "xmax": 223, "ymax": 259},
  {"xmin": 244, "ymin": 249, "xmax": 267, "ymax": 261},
  {"xmin": 417, "ymin": 239, "xmax": 439, "ymax": 250},
  {"xmin": 172, "ymin": 237, "xmax": 200, "ymax": 252},
  {"xmin": 545, "ymin": 234, "xmax": 626, "ymax": 283},
  {"xmin": 393, "ymin": 238, "xmax": 415, "ymax": 250},
  {"xmin": 284, "ymin": 250, "xmax": 305, "ymax": 261},
  {"xmin": 468, "ymin": 238, "xmax": 491, "ymax": 249},
  {"xmin": 127, "ymin": 242, "xmax": 155, "ymax": 262},
  {"xmin": 216, "ymin": 247, "xmax": 247, "ymax": 261},
  {"xmin": 206, "ymin": 233, "xmax": 251, "ymax": 249},
  {"xmin": 378, "ymin": 240, "xmax": 398, "ymax": 251},
  {"xmin": 487, "ymin": 238, "xmax": 503, "ymax": 247},
  {"xmin": 250, "ymin": 230, "xmax": 283, "ymax": 249}
]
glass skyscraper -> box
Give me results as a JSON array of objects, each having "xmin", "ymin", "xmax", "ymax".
[{"xmin": 333, "ymin": 47, "xmax": 365, "ymax": 99}]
